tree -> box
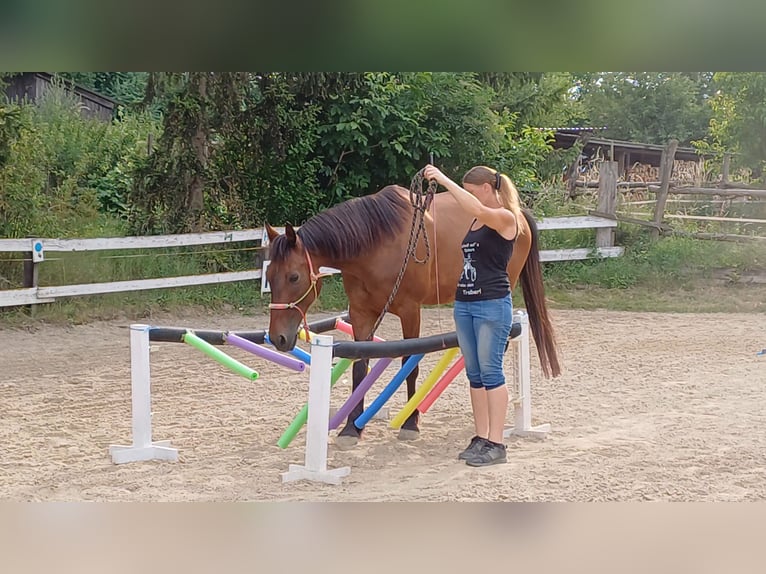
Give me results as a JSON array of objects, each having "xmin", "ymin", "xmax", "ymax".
[
  {"xmin": 127, "ymin": 72, "xmax": 557, "ymax": 234},
  {"xmin": 58, "ymin": 72, "xmax": 149, "ymax": 107},
  {"xmin": 479, "ymin": 72, "xmax": 586, "ymax": 129},
  {"xmin": 0, "ymin": 105, "xmax": 23, "ymax": 168},
  {"xmin": 129, "ymin": 73, "xmax": 250, "ymax": 233},
  {"xmin": 705, "ymin": 72, "xmax": 766, "ymax": 179},
  {"xmin": 310, "ymin": 72, "xmax": 555, "ymax": 201},
  {"xmin": 574, "ymin": 72, "xmax": 712, "ymax": 145},
  {"xmin": 129, "ymin": 72, "xmax": 323, "ymax": 233}
]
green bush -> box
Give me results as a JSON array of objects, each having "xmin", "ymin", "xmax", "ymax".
[{"xmin": 0, "ymin": 85, "xmax": 160, "ymax": 238}]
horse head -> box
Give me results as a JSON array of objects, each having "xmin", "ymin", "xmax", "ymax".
[{"xmin": 264, "ymin": 223, "xmax": 324, "ymax": 351}]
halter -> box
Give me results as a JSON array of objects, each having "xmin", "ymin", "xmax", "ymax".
[{"xmin": 268, "ymin": 248, "xmax": 331, "ymax": 341}]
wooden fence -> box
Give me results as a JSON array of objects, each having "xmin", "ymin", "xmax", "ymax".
[
  {"xmin": 0, "ymin": 214, "xmax": 623, "ymax": 309},
  {"xmin": 576, "ymin": 141, "xmax": 766, "ymax": 242}
]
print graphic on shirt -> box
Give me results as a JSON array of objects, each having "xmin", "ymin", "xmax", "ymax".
[
  {"xmin": 457, "ymin": 241, "xmax": 482, "ymax": 296},
  {"xmin": 461, "ymin": 253, "xmax": 477, "ymax": 282}
]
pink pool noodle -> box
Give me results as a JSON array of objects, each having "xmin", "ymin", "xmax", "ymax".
[
  {"xmin": 335, "ymin": 319, "xmax": 386, "ymax": 343},
  {"xmin": 417, "ymin": 356, "xmax": 465, "ymax": 414}
]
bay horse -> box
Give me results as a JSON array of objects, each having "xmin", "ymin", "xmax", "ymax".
[{"xmin": 265, "ymin": 184, "xmax": 560, "ymax": 448}]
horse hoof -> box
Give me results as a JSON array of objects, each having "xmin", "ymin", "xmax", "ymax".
[
  {"xmin": 397, "ymin": 428, "xmax": 420, "ymax": 441},
  {"xmin": 335, "ymin": 435, "xmax": 359, "ymax": 450}
]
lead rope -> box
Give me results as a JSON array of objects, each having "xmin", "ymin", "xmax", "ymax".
[
  {"xmin": 432, "ymin": 186, "xmax": 443, "ymax": 334},
  {"xmin": 429, "ymin": 153, "xmax": 444, "ymax": 334},
  {"xmin": 367, "ymin": 168, "xmax": 437, "ymax": 340}
]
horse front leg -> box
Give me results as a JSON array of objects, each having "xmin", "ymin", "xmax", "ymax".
[
  {"xmin": 335, "ymin": 358, "xmax": 369, "ymax": 450},
  {"xmin": 398, "ymin": 305, "xmax": 422, "ymax": 441},
  {"xmin": 336, "ymin": 310, "xmax": 376, "ymax": 450}
]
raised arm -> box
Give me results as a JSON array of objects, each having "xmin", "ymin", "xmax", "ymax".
[{"xmin": 423, "ymin": 164, "xmax": 516, "ymax": 239}]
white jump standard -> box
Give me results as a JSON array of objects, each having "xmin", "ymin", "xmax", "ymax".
[
  {"xmin": 504, "ymin": 311, "xmax": 551, "ymax": 439},
  {"xmin": 109, "ymin": 324, "xmax": 179, "ymax": 464},
  {"xmin": 281, "ymin": 334, "xmax": 351, "ymax": 485}
]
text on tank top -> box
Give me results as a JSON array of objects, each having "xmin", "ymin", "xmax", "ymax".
[{"xmin": 455, "ymin": 220, "xmax": 515, "ymax": 302}]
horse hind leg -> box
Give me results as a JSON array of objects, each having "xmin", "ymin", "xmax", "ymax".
[
  {"xmin": 398, "ymin": 306, "xmax": 422, "ymax": 441},
  {"xmin": 398, "ymin": 361, "xmax": 421, "ymax": 441}
]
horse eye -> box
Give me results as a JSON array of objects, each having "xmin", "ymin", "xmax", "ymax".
[{"xmin": 289, "ymin": 272, "xmax": 300, "ymax": 283}]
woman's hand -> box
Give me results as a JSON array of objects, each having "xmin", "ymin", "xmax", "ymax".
[{"xmin": 423, "ymin": 164, "xmax": 453, "ymax": 188}]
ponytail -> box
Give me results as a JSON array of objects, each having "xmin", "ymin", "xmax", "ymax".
[
  {"xmin": 497, "ymin": 172, "xmax": 523, "ymax": 224},
  {"xmin": 462, "ymin": 165, "xmax": 523, "ymax": 223}
]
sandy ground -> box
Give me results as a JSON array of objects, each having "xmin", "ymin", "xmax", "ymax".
[{"xmin": 1, "ymin": 307, "xmax": 765, "ymax": 501}]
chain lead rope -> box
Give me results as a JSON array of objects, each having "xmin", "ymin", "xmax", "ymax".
[{"xmin": 367, "ymin": 169, "xmax": 437, "ymax": 340}]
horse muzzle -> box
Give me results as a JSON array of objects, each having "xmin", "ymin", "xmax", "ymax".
[{"xmin": 270, "ymin": 330, "xmax": 298, "ymax": 352}]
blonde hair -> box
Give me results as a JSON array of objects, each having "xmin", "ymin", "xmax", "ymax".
[{"xmin": 462, "ymin": 165, "xmax": 523, "ymax": 223}]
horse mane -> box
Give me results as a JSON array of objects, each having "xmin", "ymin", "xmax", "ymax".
[{"xmin": 270, "ymin": 185, "xmax": 412, "ymax": 263}]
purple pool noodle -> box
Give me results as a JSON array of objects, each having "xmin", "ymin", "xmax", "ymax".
[
  {"xmin": 226, "ymin": 333, "xmax": 306, "ymax": 372},
  {"xmin": 265, "ymin": 334, "xmax": 312, "ymax": 365},
  {"xmin": 328, "ymin": 357, "xmax": 393, "ymax": 430}
]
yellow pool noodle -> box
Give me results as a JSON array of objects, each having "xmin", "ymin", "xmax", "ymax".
[
  {"xmin": 389, "ymin": 347, "xmax": 460, "ymax": 429},
  {"xmin": 299, "ymin": 325, "xmax": 370, "ymax": 373},
  {"xmin": 297, "ymin": 327, "xmax": 317, "ymax": 342}
]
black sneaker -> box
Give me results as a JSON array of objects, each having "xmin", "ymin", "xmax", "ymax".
[
  {"xmin": 457, "ymin": 436, "xmax": 487, "ymax": 461},
  {"xmin": 465, "ymin": 440, "xmax": 507, "ymax": 467}
]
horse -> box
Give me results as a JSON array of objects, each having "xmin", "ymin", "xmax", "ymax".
[{"xmin": 265, "ymin": 184, "xmax": 560, "ymax": 448}]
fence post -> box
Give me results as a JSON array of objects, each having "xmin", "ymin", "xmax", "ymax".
[
  {"xmin": 721, "ymin": 153, "xmax": 731, "ymax": 188},
  {"xmin": 22, "ymin": 251, "xmax": 37, "ymax": 288},
  {"xmin": 565, "ymin": 132, "xmax": 592, "ymax": 199},
  {"xmin": 651, "ymin": 139, "xmax": 679, "ymax": 239},
  {"xmin": 695, "ymin": 156, "xmax": 704, "ymax": 187},
  {"xmin": 22, "ymin": 237, "xmax": 42, "ymax": 314},
  {"xmin": 596, "ymin": 161, "xmax": 618, "ymax": 248}
]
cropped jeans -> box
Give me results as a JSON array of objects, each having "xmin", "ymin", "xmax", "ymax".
[{"xmin": 453, "ymin": 293, "xmax": 513, "ymax": 390}]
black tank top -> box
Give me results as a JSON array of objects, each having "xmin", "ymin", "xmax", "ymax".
[{"xmin": 455, "ymin": 220, "xmax": 515, "ymax": 302}]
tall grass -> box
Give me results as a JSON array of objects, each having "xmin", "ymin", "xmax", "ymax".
[{"xmin": 537, "ymin": 223, "xmax": 766, "ymax": 312}]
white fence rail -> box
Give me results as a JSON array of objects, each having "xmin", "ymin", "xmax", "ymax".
[
  {"xmin": 0, "ymin": 229, "xmax": 265, "ymax": 253},
  {"xmin": 0, "ymin": 216, "xmax": 622, "ymax": 308}
]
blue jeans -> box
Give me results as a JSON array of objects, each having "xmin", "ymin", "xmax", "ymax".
[{"xmin": 453, "ymin": 294, "xmax": 513, "ymax": 390}]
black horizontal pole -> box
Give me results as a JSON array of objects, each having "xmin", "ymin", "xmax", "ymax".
[
  {"xmin": 149, "ymin": 327, "xmax": 261, "ymax": 345},
  {"xmin": 331, "ymin": 322, "xmax": 521, "ymax": 360},
  {"xmin": 147, "ymin": 313, "xmax": 519, "ymax": 359},
  {"xmin": 147, "ymin": 313, "xmax": 349, "ymax": 345},
  {"xmin": 333, "ymin": 332, "xmax": 458, "ymax": 360}
]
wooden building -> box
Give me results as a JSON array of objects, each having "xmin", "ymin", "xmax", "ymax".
[
  {"xmin": 548, "ymin": 127, "xmax": 711, "ymax": 184},
  {"xmin": 4, "ymin": 72, "xmax": 117, "ymax": 122}
]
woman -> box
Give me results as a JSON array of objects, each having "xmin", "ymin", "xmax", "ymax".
[{"xmin": 423, "ymin": 164, "xmax": 521, "ymax": 467}]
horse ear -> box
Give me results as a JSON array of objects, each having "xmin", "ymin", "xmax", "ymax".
[
  {"xmin": 285, "ymin": 224, "xmax": 297, "ymax": 247},
  {"xmin": 265, "ymin": 223, "xmax": 280, "ymax": 242}
]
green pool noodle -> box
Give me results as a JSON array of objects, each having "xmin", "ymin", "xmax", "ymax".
[
  {"xmin": 183, "ymin": 331, "xmax": 259, "ymax": 381},
  {"xmin": 277, "ymin": 358, "xmax": 353, "ymax": 449}
]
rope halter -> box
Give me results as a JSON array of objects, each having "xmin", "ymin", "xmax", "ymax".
[{"xmin": 267, "ymin": 248, "xmax": 332, "ymax": 342}]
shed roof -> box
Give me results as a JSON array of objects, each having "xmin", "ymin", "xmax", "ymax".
[{"xmin": 548, "ymin": 130, "xmax": 711, "ymax": 164}]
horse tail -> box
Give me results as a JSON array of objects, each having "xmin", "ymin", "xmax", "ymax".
[{"xmin": 519, "ymin": 208, "xmax": 561, "ymax": 378}]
